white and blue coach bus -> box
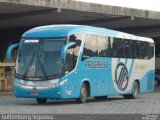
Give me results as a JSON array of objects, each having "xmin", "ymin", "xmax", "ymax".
[{"xmin": 7, "ymin": 25, "xmax": 155, "ymax": 104}]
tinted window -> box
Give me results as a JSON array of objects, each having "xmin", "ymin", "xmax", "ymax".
[
  {"xmin": 149, "ymin": 43, "xmax": 154, "ymax": 59},
  {"xmin": 111, "ymin": 38, "xmax": 123, "ymax": 58},
  {"xmin": 111, "ymin": 38, "xmax": 118, "ymax": 57},
  {"xmin": 98, "ymin": 36, "xmax": 107, "ymax": 57},
  {"xmin": 136, "ymin": 41, "xmax": 142, "ymax": 59},
  {"xmin": 65, "ymin": 34, "xmax": 83, "ymax": 72},
  {"xmin": 116, "ymin": 38, "xmax": 123, "ymax": 58},
  {"xmin": 141, "ymin": 42, "xmax": 145, "ymax": 59},
  {"xmin": 106, "ymin": 37, "xmax": 112, "ymax": 57},
  {"xmin": 123, "ymin": 39, "xmax": 132, "ymax": 58},
  {"xmin": 82, "ymin": 35, "xmax": 154, "ymax": 60},
  {"xmin": 132, "ymin": 41, "xmax": 137, "ymax": 59},
  {"xmin": 144, "ymin": 42, "xmax": 154, "ymax": 59},
  {"xmin": 82, "ymin": 35, "xmax": 98, "ymax": 60}
]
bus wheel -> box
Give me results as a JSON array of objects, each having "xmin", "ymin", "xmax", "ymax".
[
  {"xmin": 36, "ymin": 98, "xmax": 47, "ymax": 104},
  {"xmin": 95, "ymin": 96, "xmax": 108, "ymax": 99},
  {"xmin": 76, "ymin": 83, "xmax": 87, "ymax": 103},
  {"xmin": 123, "ymin": 81, "xmax": 139, "ymax": 99}
]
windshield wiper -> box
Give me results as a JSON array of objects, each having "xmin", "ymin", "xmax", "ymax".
[
  {"xmin": 23, "ymin": 51, "xmax": 36, "ymax": 79},
  {"xmin": 39, "ymin": 61, "xmax": 48, "ymax": 80},
  {"xmin": 37, "ymin": 42, "xmax": 48, "ymax": 80}
]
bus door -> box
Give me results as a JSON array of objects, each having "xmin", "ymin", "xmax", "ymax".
[
  {"xmin": 96, "ymin": 36, "xmax": 111, "ymax": 95},
  {"xmin": 97, "ymin": 59, "xmax": 109, "ymax": 95},
  {"xmin": 82, "ymin": 58, "xmax": 110, "ymax": 96},
  {"xmin": 81, "ymin": 35, "xmax": 99, "ymax": 96},
  {"xmin": 80, "ymin": 58, "xmax": 98, "ymax": 96}
]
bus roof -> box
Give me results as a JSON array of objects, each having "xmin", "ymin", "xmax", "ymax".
[{"xmin": 22, "ymin": 24, "xmax": 154, "ymax": 43}]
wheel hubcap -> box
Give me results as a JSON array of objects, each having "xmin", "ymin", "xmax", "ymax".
[
  {"xmin": 134, "ymin": 83, "xmax": 138, "ymax": 97},
  {"xmin": 81, "ymin": 87, "xmax": 87, "ymax": 98}
]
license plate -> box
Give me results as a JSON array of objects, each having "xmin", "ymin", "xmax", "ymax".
[{"xmin": 31, "ymin": 92, "xmax": 39, "ymax": 96}]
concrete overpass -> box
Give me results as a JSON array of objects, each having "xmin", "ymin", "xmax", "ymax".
[{"xmin": 1, "ymin": 0, "xmax": 160, "ymax": 61}]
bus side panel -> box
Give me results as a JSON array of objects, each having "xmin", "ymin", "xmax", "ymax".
[
  {"xmin": 111, "ymin": 58, "xmax": 134, "ymax": 95},
  {"xmin": 131, "ymin": 57, "xmax": 155, "ymax": 93},
  {"xmin": 111, "ymin": 55, "xmax": 155, "ymax": 95},
  {"xmin": 139, "ymin": 70, "xmax": 155, "ymax": 93},
  {"xmin": 96, "ymin": 57, "xmax": 110, "ymax": 96},
  {"xmin": 60, "ymin": 73, "xmax": 79, "ymax": 99},
  {"xmin": 77, "ymin": 57, "xmax": 122, "ymax": 97},
  {"xmin": 139, "ymin": 57, "xmax": 155, "ymax": 93},
  {"xmin": 77, "ymin": 57, "xmax": 99, "ymax": 97}
]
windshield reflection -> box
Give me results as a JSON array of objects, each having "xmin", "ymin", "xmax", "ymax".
[{"xmin": 15, "ymin": 38, "xmax": 66, "ymax": 79}]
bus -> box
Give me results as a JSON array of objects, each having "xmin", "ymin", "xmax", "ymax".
[{"xmin": 7, "ymin": 25, "xmax": 155, "ymax": 104}]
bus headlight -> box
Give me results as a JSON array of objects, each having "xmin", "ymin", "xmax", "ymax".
[
  {"xmin": 59, "ymin": 79, "xmax": 68, "ymax": 86},
  {"xmin": 50, "ymin": 79, "xmax": 67, "ymax": 88}
]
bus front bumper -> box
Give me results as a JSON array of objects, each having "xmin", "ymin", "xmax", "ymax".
[
  {"xmin": 14, "ymin": 78, "xmax": 70, "ymax": 99},
  {"xmin": 14, "ymin": 85, "xmax": 66, "ymax": 99}
]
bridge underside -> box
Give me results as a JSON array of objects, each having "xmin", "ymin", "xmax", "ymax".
[{"xmin": 0, "ymin": 1, "xmax": 160, "ymax": 61}]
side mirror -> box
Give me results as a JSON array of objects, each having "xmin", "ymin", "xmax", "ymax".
[
  {"xmin": 61, "ymin": 42, "xmax": 76, "ymax": 62},
  {"xmin": 7, "ymin": 43, "xmax": 19, "ymax": 61}
]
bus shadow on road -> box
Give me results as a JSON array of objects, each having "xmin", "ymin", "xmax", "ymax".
[
  {"xmin": 86, "ymin": 96, "xmax": 128, "ymax": 104},
  {"xmin": 25, "ymin": 96, "xmax": 126, "ymax": 106}
]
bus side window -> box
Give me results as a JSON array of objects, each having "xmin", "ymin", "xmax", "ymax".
[
  {"xmin": 111, "ymin": 38, "xmax": 117, "ymax": 58},
  {"xmin": 145, "ymin": 42, "xmax": 154, "ymax": 59},
  {"xmin": 65, "ymin": 33, "xmax": 83, "ymax": 72},
  {"xmin": 136, "ymin": 41, "xmax": 142, "ymax": 59},
  {"xmin": 149, "ymin": 43, "xmax": 154, "ymax": 58},
  {"xmin": 132, "ymin": 41, "xmax": 136, "ymax": 59},
  {"xmin": 117, "ymin": 38, "xmax": 123, "ymax": 58},
  {"xmin": 82, "ymin": 35, "xmax": 98, "ymax": 60},
  {"xmin": 98, "ymin": 36, "xmax": 107, "ymax": 57},
  {"xmin": 129, "ymin": 40, "xmax": 132, "ymax": 58},
  {"xmin": 106, "ymin": 37, "xmax": 111, "ymax": 57},
  {"xmin": 111, "ymin": 38, "xmax": 123, "ymax": 58},
  {"xmin": 65, "ymin": 47, "xmax": 74, "ymax": 72},
  {"xmin": 123, "ymin": 39, "xmax": 131, "ymax": 58},
  {"xmin": 141, "ymin": 42, "xmax": 145, "ymax": 59}
]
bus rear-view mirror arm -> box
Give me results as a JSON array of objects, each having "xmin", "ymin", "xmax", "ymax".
[
  {"xmin": 7, "ymin": 43, "xmax": 19, "ymax": 61},
  {"xmin": 82, "ymin": 55, "xmax": 90, "ymax": 60},
  {"xmin": 60, "ymin": 42, "xmax": 76, "ymax": 62}
]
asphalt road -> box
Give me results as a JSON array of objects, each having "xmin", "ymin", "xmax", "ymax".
[{"xmin": 0, "ymin": 87, "xmax": 160, "ymax": 114}]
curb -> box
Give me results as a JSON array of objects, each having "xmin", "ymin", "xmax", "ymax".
[{"xmin": 0, "ymin": 90, "xmax": 14, "ymax": 95}]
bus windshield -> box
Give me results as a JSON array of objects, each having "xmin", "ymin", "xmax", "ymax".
[{"xmin": 15, "ymin": 38, "xmax": 66, "ymax": 79}]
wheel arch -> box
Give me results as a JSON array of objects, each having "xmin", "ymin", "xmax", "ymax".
[
  {"xmin": 79, "ymin": 79, "xmax": 91, "ymax": 97},
  {"xmin": 83, "ymin": 81, "xmax": 90, "ymax": 97},
  {"xmin": 133, "ymin": 79, "xmax": 140, "ymax": 93}
]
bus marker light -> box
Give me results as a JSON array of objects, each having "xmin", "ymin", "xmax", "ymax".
[{"xmin": 65, "ymin": 90, "xmax": 72, "ymax": 95}]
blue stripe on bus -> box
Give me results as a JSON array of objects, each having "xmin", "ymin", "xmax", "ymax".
[{"xmin": 125, "ymin": 59, "xmax": 128, "ymax": 65}]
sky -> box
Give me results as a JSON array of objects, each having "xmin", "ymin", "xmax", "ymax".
[{"xmin": 76, "ymin": 0, "xmax": 160, "ymax": 12}]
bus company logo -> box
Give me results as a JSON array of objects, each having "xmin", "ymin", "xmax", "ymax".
[{"xmin": 115, "ymin": 62, "xmax": 129, "ymax": 91}]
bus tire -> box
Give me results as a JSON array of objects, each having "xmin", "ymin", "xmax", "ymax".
[
  {"xmin": 95, "ymin": 96, "xmax": 108, "ymax": 99},
  {"xmin": 36, "ymin": 98, "xmax": 47, "ymax": 104},
  {"xmin": 76, "ymin": 83, "xmax": 87, "ymax": 103},
  {"xmin": 123, "ymin": 81, "xmax": 139, "ymax": 99}
]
